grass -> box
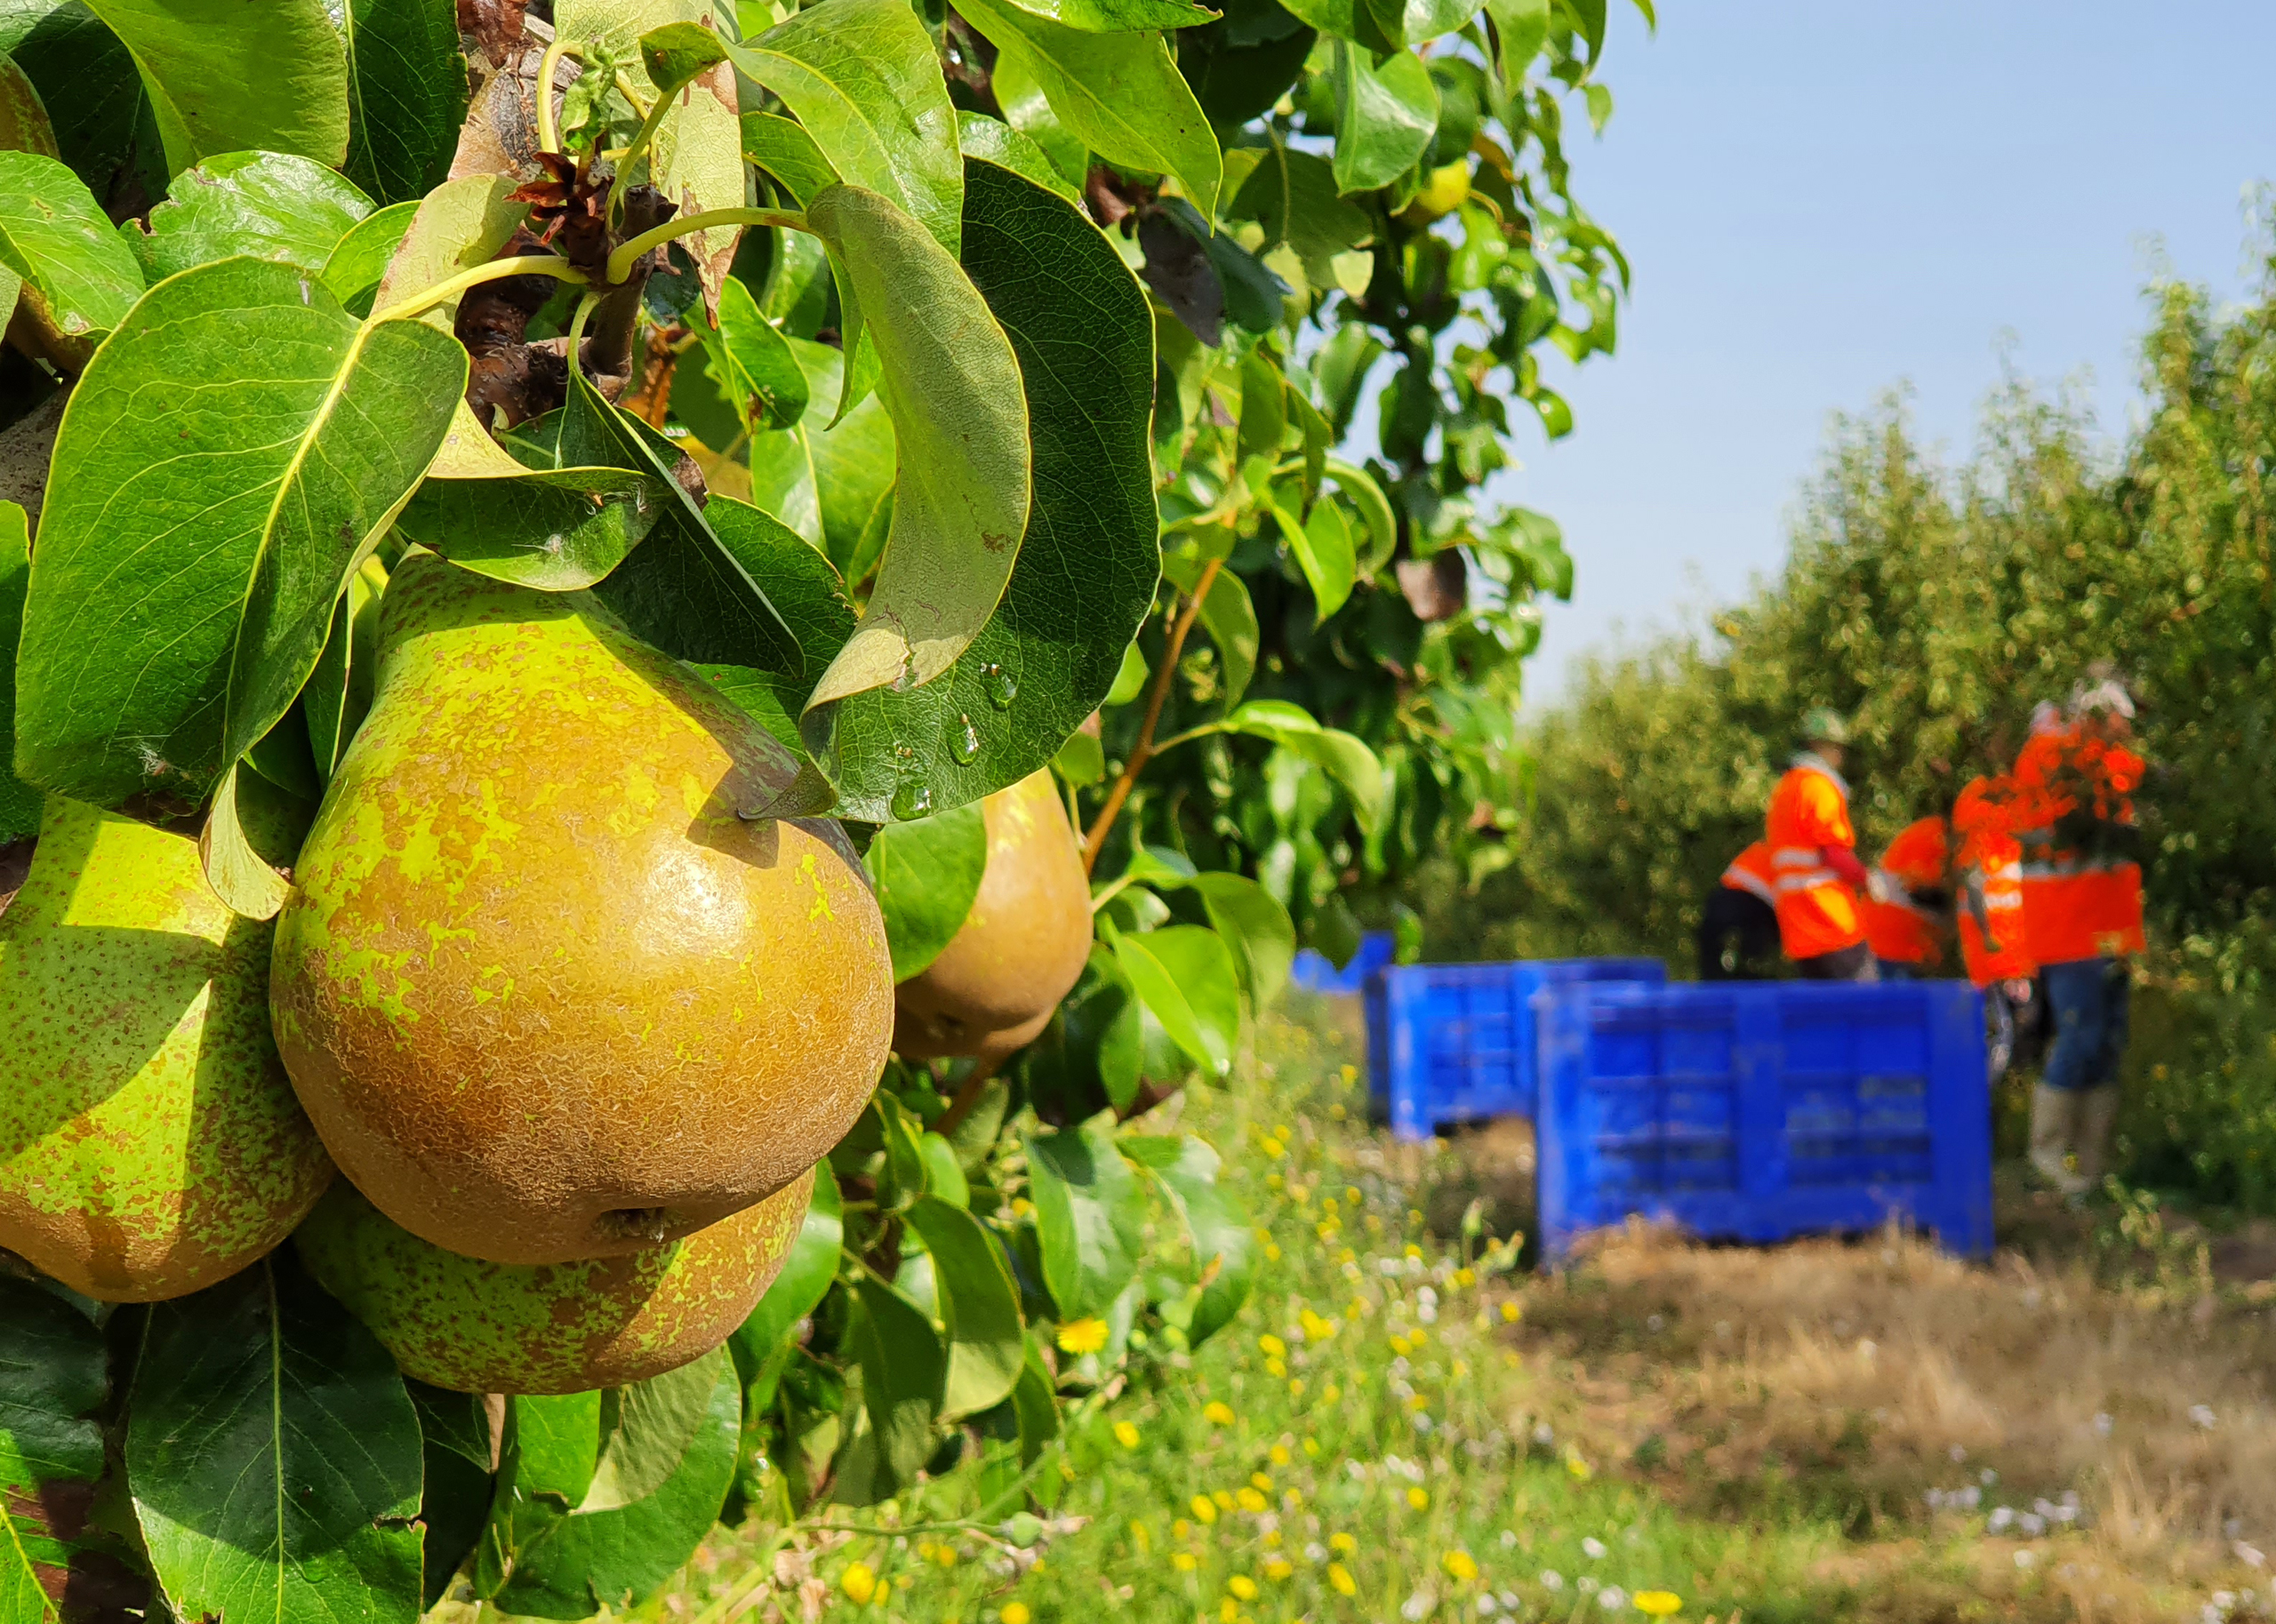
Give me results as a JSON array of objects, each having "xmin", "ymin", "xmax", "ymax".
[{"xmin": 618, "ymin": 1001, "xmax": 2276, "ymax": 1624}]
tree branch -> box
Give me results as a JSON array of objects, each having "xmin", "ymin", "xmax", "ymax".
[{"xmin": 1082, "ymin": 557, "xmax": 1221, "ymax": 874}]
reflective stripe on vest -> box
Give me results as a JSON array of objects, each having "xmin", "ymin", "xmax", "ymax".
[
  {"xmin": 1722, "ymin": 864, "xmax": 1776, "ymax": 906},
  {"xmin": 1771, "ymin": 845, "xmax": 1835, "ymax": 892}
]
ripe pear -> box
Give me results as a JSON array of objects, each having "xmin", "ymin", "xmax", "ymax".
[
  {"xmin": 269, "ymin": 551, "xmax": 892, "ymax": 1265},
  {"xmin": 294, "ymin": 1170, "xmax": 813, "ymax": 1394},
  {"xmin": 0, "ymin": 797, "xmax": 333, "ymax": 1300},
  {"xmin": 894, "ymin": 768, "xmax": 1093, "ymax": 1062}
]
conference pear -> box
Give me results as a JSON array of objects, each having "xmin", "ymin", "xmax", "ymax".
[
  {"xmin": 894, "ymin": 768, "xmax": 1092, "ymax": 1062},
  {"xmin": 269, "ymin": 551, "xmax": 892, "ymax": 1264},
  {"xmin": 0, "ymin": 797, "xmax": 333, "ymax": 1300},
  {"xmin": 293, "ymin": 1170, "xmax": 813, "ymax": 1393}
]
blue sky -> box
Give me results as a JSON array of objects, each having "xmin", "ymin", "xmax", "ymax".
[{"xmin": 1501, "ymin": 0, "xmax": 2276, "ymax": 707}]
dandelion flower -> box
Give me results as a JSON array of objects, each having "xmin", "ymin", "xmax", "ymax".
[
  {"xmin": 1129, "ymin": 1520, "xmax": 1150, "ymax": 1553},
  {"xmin": 1406, "ymin": 1486, "xmax": 1430, "ymax": 1511},
  {"xmin": 1204, "ymin": 1401, "xmax": 1237, "ymax": 1426},
  {"xmin": 1214, "ymin": 1489, "xmax": 1236, "ymax": 1511},
  {"xmin": 1270, "ymin": 1444, "xmax": 1291, "ymax": 1466},
  {"xmin": 1501, "ymin": 1302, "xmax": 1521, "ymax": 1324},
  {"xmin": 1330, "ymin": 1563, "xmax": 1358, "ymax": 1596},
  {"xmin": 934, "ymin": 1545, "xmax": 958, "ymax": 1568},
  {"xmin": 1266, "ymin": 1358, "xmax": 1287, "ymax": 1379},
  {"xmin": 1003, "ymin": 1604, "xmax": 1032, "ymax": 1624},
  {"xmin": 1250, "ymin": 1472, "xmax": 1273, "ymax": 1492},
  {"xmin": 1566, "ymin": 1453, "xmax": 1592, "ymax": 1482},
  {"xmin": 1229, "ymin": 1575, "xmax": 1260, "ymax": 1601},
  {"xmin": 1174, "ymin": 1553, "xmax": 1199, "ymax": 1573},
  {"xmin": 1443, "ymin": 1550, "xmax": 1479, "ymax": 1582},
  {"xmin": 1057, "ymin": 1317, "xmax": 1110, "ymax": 1356},
  {"xmin": 1217, "ymin": 1600, "xmax": 1238, "ymax": 1623},
  {"xmin": 1331, "ymin": 1532, "xmax": 1358, "ymax": 1555},
  {"xmin": 1454, "ymin": 1267, "xmax": 1476, "ymax": 1287},
  {"xmin": 1390, "ymin": 1333, "xmax": 1413, "ymax": 1356},
  {"xmin": 1259, "ymin": 1334, "xmax": 1286, "ymax": 1358},
  {"xmin": 1266, "ymin": 1556, "xmax": 1294, "ymax": 1581},
  {"xmin": 835, "ymin": 1561, "xmax": 878, "ymax": 1604},
  {"xmin": 1237, "ymin": 1488, "xmax": 1268, "ymax": 1514},
  {"xmin": 1114, "ymin": 1420, "xmax": 1142, "ymax": 1449},
  {"xmin": 1262, "ymin": 1136, "xmax": 1286, "ymax": 1157},
  {"xmin": 1191, "ymin": 1495, "xmax": 1219, "ymax": 1524},
  {"xmin": 1265, "ymin": 1244, "xmax": 1283, "ymax": 1261},
  {"xmin": 1635, "ymin": 1591, "xmax": 1684, "ymax": 1617}
]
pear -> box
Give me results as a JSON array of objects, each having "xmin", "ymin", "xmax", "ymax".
[
  {"xmin": 269, "ymin": 551, "xmax": 892, "ymax": 1265},
  {"xmin": 294, "ymin": 1171, "xmax": 813, "ymax": 1394},
  {"xmin": 894, "ymin": 768, "xmax": 1093, "ymax": 1063},
  {"xmin": 0, "ymin": 797, "xmax": 333, "ymax": 1300}
]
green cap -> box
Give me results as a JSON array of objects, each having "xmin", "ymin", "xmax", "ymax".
[{"xmin": 1799, "ymin": 707, "xmax": 1851, "ymax": 748}]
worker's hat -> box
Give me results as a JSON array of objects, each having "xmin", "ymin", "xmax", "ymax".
[{"xmin": 1799, "ymin": 707, "xmax": 1852, "ymax": 748}]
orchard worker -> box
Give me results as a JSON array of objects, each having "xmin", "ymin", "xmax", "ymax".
[
  {"xmin": 1766, "ymin": 708, "xmax": 1876, "ymax": 981},
  {"xmin": 1697, "ymin": 840, "xmax": 1781, "ymax": 980},
  {"xmin": 1951, "ymin": 774, "xmax": 2037, "ymax": 1083},
  {"xmin": 1861, "ymin": 814, "xmax": 1951, "ymax": 980},
  {"xmin": 2011, "ymin": 680, "xmax": 2147, "ymax": 1196}
]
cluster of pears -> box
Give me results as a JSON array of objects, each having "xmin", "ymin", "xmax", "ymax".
[{"xmin": 1, "ymin": 553, "xmax": 894, "ymax": 1393}]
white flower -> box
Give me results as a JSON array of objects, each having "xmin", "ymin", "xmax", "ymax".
[
  {"xmin": 2191, "ymin": 1404, "xmax": 2218, "ymax": 1429},
  {"xmin": 2021, "ymin": 1514, "xmax": 2047, "ymax": 1538},
  {"xmin": 1646, "ymin": 1314, "xmax": 1664, "ymax": 1332},
  {"xmin": 1418, "ymin": 1285, "xmax": 1439, "ymax": 1307},
  {"xmin": 1950, "ymin": 1444, "xmax": 1967, "ymax": 1463},
  {"xmin": 2094, "ymin": 1412, "xmax": 2114, "ymax": 1437},
  {"xmin": 1534, "ymin": 1423, "xmax": 1556, "ymax": 1446},
  {"xmin": 2014, "ymin": 1550, "xmax": 2036, "ymax": 1570},
  {"xmin": 1477, "ymin": 1596, "xmax": 1498, "ymax": 1616},
  {"xmin": 1597, "ymin": 1587, "xmax": 1627, "ymax": 1611},
  {"xmin": 1581, "ymin": 1537, "xmax": 1607, "ymax": 1560},
  {"xmin": 1498, "ymin": 1531, "xmax": 1519, "ymax": 1549},
  {"xmin": 1306, "ymin": 1543, "xmax": 1327, "ymax": 1563},
  {"xmin": 1401, "ymin": 1590, "xmax": 1436, "ymax": 1620},
  {"xmin": 1541, "ymin": 1572, "xmax": 1565, "ymax": 1591},
  {"xmin": 1497, "ymin": 1593, "xmax": 1519, "ymax": 1610},
  {"xmin": 1577, "ymin": 1576, "xmax": 1599, "ymax": 1595},
  {"xmin": 1414, "ymin": 1413, "xmax": 1435, "ymax": 1434},
  {"xmin": 1981, "ymin": 1469, "xmax": 1998, "ymax": 1485},
  {"xmin": 1988, "ymin": 1508, "xmax": 2015, "ymax": 1532},
  {"xmin": 1418, "ymin": 1302, "xmax": 1439, "ymax": 1324},
  {"xmin": 1925, "ymin": 1489, "xmax": 1946, "ymax": 1511},
  {"xmin": 1959, "ymin": 1486, "xmax": 1983, "ymax": 1511},
  {"xmin": 2235, "ymin": 1542, "xmax": 2266, "ymax": 1569}
]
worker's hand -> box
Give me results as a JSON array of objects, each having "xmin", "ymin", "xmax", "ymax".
[
  {"xmin": 2001, "ymin": 978, "xmax": 2035, "ymax": 1003},
  {"xmin": 1864, "ymin": 868, "xmax": 1892, "ymax": 904}
]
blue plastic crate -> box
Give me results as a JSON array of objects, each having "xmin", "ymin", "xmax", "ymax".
[
  {"xmin": 1364, "ymin": 958, "xmax": 1667, "ymax": 1140},
  {"xmin": 1535, "ymin": 980, "xmax": 1993, "ymax": 1262},
  {"xmin": 1288, "ymin": 932, "xmax": 1395, "ymax": 996}
]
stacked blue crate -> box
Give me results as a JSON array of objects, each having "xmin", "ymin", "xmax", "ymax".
[
  {"xmin": 1287, "ymin": 932, "xmax": 1395, "ymax": 995},
  {"xmin": 1364, "ymin": 959, "xmax": 1666, "ymax": 1140},
  {"xmin": 1534, "ymin": 980, "xmax": 1993, "ymax": 1261}
]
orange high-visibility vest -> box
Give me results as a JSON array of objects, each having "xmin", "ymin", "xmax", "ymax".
[
  {"xmin": 1719, "ymin": 841, "xmax": 1778, "ymax": 907},
  {"xmin": 1765, "ymin": 756, "xmax": 1864, "ymax": 958},
  {"xmin": 1952, "ymin": 776, "xmax": 2032, "ymax": 987},
  {"xmin": 1862, "ymin": 816, "xmax": 1948, "ymax": 967},
  {"xmin": 2011, "ymin": 727, "xmax": 2147, "ymax": 964}
]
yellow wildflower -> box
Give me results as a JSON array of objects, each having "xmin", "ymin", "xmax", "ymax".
[
  {"xmin": 1408, "ymin": 1325, "xmax": 1427, "ymax": 1345},
  {"xmin": 1264, "ymin": 1244, "xmax": 1282, "ymax": 1261},
  {"xmin": 1269, "ymin": 1444, "xmax": 1291, "ymax": 1466},
  {"xmin": 1389, "ymin": 1332, "xmax": 1412, "ymax": 1356},
  {"xmin": 1227, "ymin": 1575, "xmax": 1259, "ymax": 1602},
  {"xmin": 1174, "ymin": 1552, "xmax": 1198, "ymax": 1572},
  {"xmin": 1264, "ymin": 1557, "xmax": 1294, "ymax": 1581},
  {"xmin": 1328, "ymin": 1563, "xmax": 1358, "ymax": 1596},
  {"xmin": 1203, "ymin": 1400, "xmax": 1236, "ymax": 1426},
  {"xmin": 1213, "ymin": 1489, "xmax": 1236, "ymax": 1511},
  {"xmin": 839, "ymin": 1562, "xmax": 877, "ymax": 1604},
  {"xmin": 1265, "ymin": 1358, "xmax": 1286, "ymax": 1379},
  {"xmin": 1130, "ymin": 1520, "xmax": 1150, "ymax": 1553},
  {"xmin": 1453, "ymin": 1267, "xmax": 1476, "ymax": 1287},
  {"xmin": 1236, "ymin": 1487, "xmax": 1267, "ymax": 1514},
  {"xmin": 1345, "ymin": 1300, "xmax": 1365, "ymax": 1320},
  {"xmin": 1566, "ymin": 1452, "xmax": 1592, "ymax": 1482},
  {"xmin": 1635, "ymin": 1592, "xmax": 1683, "ymax": 1617},
  {"xmin": 1012, "ymin": 1197, "xmax": 1034, "ymax": 1218},
  {"xmin": 934, "ymin": 1545, "xmax": 958, "ymax": 1568},
  {"xmin": 1501, "ymin": 1301, "xmax": 1522, "ymax": 1324},
  {"xmin": 1442, "ymin": 1550, "xmax": 1479, "ymax": 1582},
  {"xmin": 1316, "ymin": 1221, "xmax": 1338, "ymax": 1242},
  {"xmin": 1328, "ymin": 1101, "xmax": 1347, "ymax": 1120},
  {"xmin": 1300, "ymin": 1309, "xmax": 1336, "ymax": 1340},
  {"xmin": 1217, "ymin": 1601, "xmax": 1238, "ymax": 1623},
  {"xmin": 1406, "ymin": 1486, "xmax": 1429, "ymax": 1511},
  {"xmin": 1174, "ymin": 1519, "xmax": 1191, "ymax": 1538},
  {"xmin": 1250, "ymin": 1472, "xmax": 1273, "ymax": 1492},
  {"xmin": 1321, "ymin": 1384, "xmax": 1340, "ymax": 1403},
  {"xmin": 1261, "ymin": 1136, "xmax": 1286, "ymax": 1158},
  {"xmin": 1113, "ymin": 1420, "xmax": 1142, "ymax": 1449},
  {"xmin": 1259, "ymin": 1333, "xmax": 1286, "ymax": 1358},
  {"xmin": 1190, "ymin": 1495, "xmax": 1219, "ymax": 1524},
  {"xmin": 1407, "ymin": 1393, "xmax": 1430, "ymax": 1412},
  {"xmin": 1288, "ymin": 1377, "xmax": 1305, "ymax": 1397},
  {"xmin": 1056, "ymin": 1317, "xmax": 1109, "ymax": 1356},
  {"xmin": 1003, "ymin": 1605, "xmax": 1031, "ymax": 1624},
  {"xmin": 1329, "ymin": 1532, "xmax": 1357, "ymax": 1555},
  {"xmin": 1266, "ymin": 1172, "xmax": 1284, "ymax": 1190},
  {"xmin": 1274, "ymin": 1122, "xmax": 1292, "ymax": 1139},
  {"xmin": 1306, "ymin": 1438, "xmax": 1324, "ymax": 1459},
  {"xmin": 1263, "ymin": 1528, "xmax": 1281, "ymax": 1548}
]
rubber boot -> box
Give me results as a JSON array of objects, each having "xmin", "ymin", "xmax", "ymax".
[
  {"xmin": 2074, "ymin": 1085, "xmax": 2121, "ymax": 1191},
  {"xmin": 2029, "ymin": 1084, "xmax": 2088, "ymax": 1196}
]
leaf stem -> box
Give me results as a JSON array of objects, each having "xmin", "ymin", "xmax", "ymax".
[
  {"xmin": 605, "ymin": 75, "xmax": 677, "ymax": 223},
  {"xmin": 1082, "ymin": 558, "xmax": 1222, "ymax": 874},
  {"xmin": 365, "ymin": 254, "xmax": 585, "ymax": 327},
  {"xmin": 933, "ymin": 1053, "xmax": 1008, "ymax": 1138},
  {"xmin": 606, "ymin": 206, "xmax": 809, "ymax": 284},
  {"xmin": 534, "ymin": 36, "xmax": 583, "ymax": 156}
]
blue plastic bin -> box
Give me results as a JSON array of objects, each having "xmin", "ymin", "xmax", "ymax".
[
  {"xmin": 1365, "ymin": 958, "xmax": 1667, "ymax": 1140},
  {"xmin": 1535, "ymin": 980, "xmax": 1992, "ymax": 1262},
  {"xmin": 1288, "ymin": 932, "xmax": 1395, "ymax": 996}
]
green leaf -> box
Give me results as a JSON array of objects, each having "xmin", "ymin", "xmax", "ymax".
[
  {"xmin": 1025, "ymin": 1116, "xmax": 1146, "ymax": 1319},
  {"xmin": 1010, "ymin": 1334, "xmax": 1060, "ymax": 1464},
  {"xmin": 993, "ymin": 0, "xmax": 1215, "ymax": 31},
  {"xmin": 83, "ymin": 0, "xmax": 349, "ymax": 172},
  {"xmin": 1559, "ymin": 0, "xmax": 1605, "ymax": 66},
  {"xmin": 1155, "ymin": 195, "xmax": 1287, "ymax": 333},
  {"xmin": 1188, "ymin": 870, "xmax": 1295, "ymax": 1009},
  {"xmin": 847, "ymin": 1276, "xmax": 946, "ymax": 1488},
  {"xmin": 706, "ymin": 272, "xmax": 810, "ymax": 432},
  {"xmin": 1223, "ymin": 700, "xmax": 1389, "ymax": 832},
  {"xmin": 1021, "ymin": 943, "xmax": 1142, "ymax": 1112},
  {"xmin": 1163, "ymin": 550, "xmax": 1258, "ymax": 709},
  {"xmin": 1272, "ymin": 488, "xmax": 1356, "ymax": 619},
  {"xmin": 196, "ymin": 760, "xmax": 294, "ymax": 917},
  {"xmin": 1404, "ymin": 0, "xmax": 1479, "ymax": 44},
  {"xmin": 988, "ymin": 47, "xmax": 1088, "ymax": 190},
  {"xmin": 321, "ymin": 196, "xmax": 417, "ymax": 311},
  {"xmin": 1054, "ymin": 724, "xmax": 1105, "ymax": 785},
  {"xmin": 1332, "ymin": 41, "xmax": 1439, "ymax": 195},
  {"xmin": 723, "ymin": 0, "xmax": 963, "ymax": 255},
  {"xmin": 1484, "ymin": 0, "xmax": 1549, "ymax": 82},
  {"xmin": 13, "ymin": 256, "xmax": 465, "ymax": 816},
  {"xmin": 0, "ymin": 502, "xmax": 36, "ymax": 840},
  {"xmin": 1123, "ymin": 1134, "xmax": 1254, "ymax": 1343},
  {"xmin": 1276, "ymin": 0, "xmax": 1395, "ymax": 51},
  {"xmin": 864, "ymin": 800, "xmax": 988, "ymax": 980},
  {"xmin": 0, "ymin": 148, "xmax": 141, "ymax": 365},
  {"xmin": 126, "ymin": 148, "xmax": 372, "ymax": 281},
  {"xmin": 1326, "ymin": 455, "xmax": 1396, "ymax": 572},
  {"xmin": 128, "ymin": 1257, "xmax": 425, "ymax": 1624},
  {"xmin": 367, "ymin": 172, "xmax": 525, "ymax": 331},
  {"xmin": 956, "ymin": 108, "xmax": 1078, "ymax": 204},
  {"xmin": 484, "ymin": 1349, "xmax": 741, "ymax": 1620},
  {"xmin": 1238, "ymin": 349, "xmax": 1286, "ymax": 463},
  {"xmin": 638, "ymin": 18, "xmax": 728, "ymax": 96},
  {"xmin": 741, "ymin": 108, "xmax": 840, "ymax": 204},
  {"xmin": 303, "ymin": 554, "xmax": 386, "ymax": 781},
  {"xmin": 731, "ymin": 1158, "xmax": 842, "ymax": 1367},
  {"xmin": 1226, "ymin": 140, "xmax": 1374, "ymax": 297},
  {"xmin": 903, "ymin": 1196, "xmax": 1024, "ymax": 1419},
  {"xmin": 0, "ymin": 49, "xmax": 56, "ymax": 156},
  {"xmin": 1104, "ymin": 640, "xmax": 1148, "ymax": 706},
  {"xmin": 958, "ymin": 0, "xmax": 1221, "ymax": 218},
  {"xmin": 342, "ymin": 0, "xmax": 464, "ymax": 204},
  {"xmin": 797, "ymin": 182, "xmax": 1030, "ymax": 717},
  {"xmin": 918, "ymin": 1132, "xmax": 969, "ymax": 1206},
  {"xmin": 1111, "ymin": 924, "xmax": 1239, "ymax": 1076},
  {"xmin": 733, "ymin": 334, "xmax": 896, "ymax": 570},
  {"xmin": 0, "ymin": 1279, "xmax": 116, "ymax": 1624},
  {"xmin": 813, "ymin": 159, "xmax": 1159, "ymax": 821},
  {"xmin": 0, "ymin": 1, "xmax": 166, "ymax": 212},
  {"xmin": 406, "ymin": 1382, "xmax": 493, "ymax": 1612}
]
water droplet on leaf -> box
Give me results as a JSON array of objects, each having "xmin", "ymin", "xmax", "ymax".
[
  {"xmin": 891, "ymin": 780, "xmax": 934, "ymax": 820},
  {"xmin": 983, "ymin": 664, "xmax": 1017, "ymax": 709},
  {"xmin": 952, "ymin": 716, "xmax": 981, "ymax": 764}
]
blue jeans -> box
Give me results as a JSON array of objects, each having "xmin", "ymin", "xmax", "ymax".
[
  {"xmin": 1875, "ymin": 959, "xmax": 1922, "ymax": 982},
  {"xmin": 2042, "ymin": 957, "xmax": 2130, "ymax": 1092}
]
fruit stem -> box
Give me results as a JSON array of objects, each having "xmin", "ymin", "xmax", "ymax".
[
  {"xmin": 606, "ymin": 206, "xmax": 808, "ymax": 284},
  {"xmin": 534, "ymin": 36, "xmax": 584, "ymax": 156},
  {"xmin": 366, "ymin": 255, "xmax": 586, "ymax": 328},
  {"xmin": 605, "ymin": 73, "xmax": 678, "ymax": 224},
  {"xmin": 933, "ymin": 1054, "xmax": 1007, "ymax": 1138},
  {"xmin": 1082, "ymin": 557, "xmax": 1222, "ymax": 874}
]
